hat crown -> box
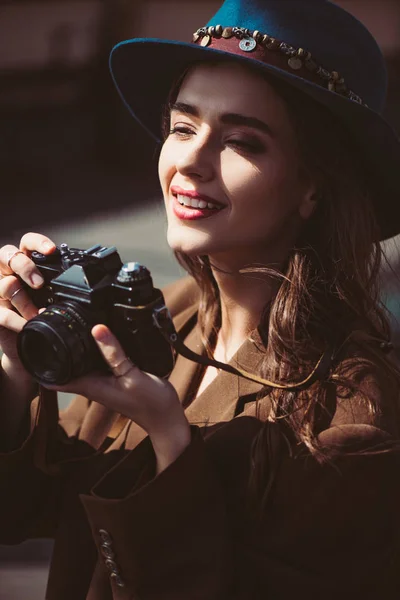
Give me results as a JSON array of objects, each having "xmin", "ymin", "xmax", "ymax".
[{"xmin": 206, "ymin": 0, "xmax": 387, "ymax": 113}]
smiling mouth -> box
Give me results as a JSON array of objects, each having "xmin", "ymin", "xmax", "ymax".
[{"xmin": 174, "ymin": 194, "xmax": 223, "ymax": 211}]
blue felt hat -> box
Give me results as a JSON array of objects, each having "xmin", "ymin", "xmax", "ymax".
[{"xmin": 109, "ymin": 0, "xmax": 400, "ymax": 240}]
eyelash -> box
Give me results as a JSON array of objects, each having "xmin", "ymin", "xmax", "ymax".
[
  {"xmin": 169, "ymin": 125, "xmax": 265, "ymax": 154},
  {"xmin": 169, "ymin": 125, "xmax": 194, "ymax": 137},
  {"xmin": 228, "ymin": 138, "xmax": 265, "ymax": 154}
]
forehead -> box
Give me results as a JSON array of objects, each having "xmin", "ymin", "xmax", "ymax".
[{"xmin": 175, "ymin": 61, "xmax": 291, "ymax": 123}]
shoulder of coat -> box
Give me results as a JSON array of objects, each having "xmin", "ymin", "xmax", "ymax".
[{"xmin": 329, "ymin": 342, "xmax": 400, "ymax": 435}]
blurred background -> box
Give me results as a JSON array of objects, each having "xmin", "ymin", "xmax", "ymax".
[{"xmin": 1, "ymin": 1, "xmax": 400, "ymax": 598}]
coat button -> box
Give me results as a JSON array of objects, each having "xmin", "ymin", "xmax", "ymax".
[
  {"xmin": 101, "ymin": 544, "xmax": 115, "ymax": 560},
  {"xmin": 110, "ymin": 572, "xmax": 125, "ymax": 588},
  {"xmin": 99, "ymin": 529, "xmax": 113, "ymax": 545},
  {"xmin": 105, "ymin": 559, "xmax": 118, "ymax": 572}
]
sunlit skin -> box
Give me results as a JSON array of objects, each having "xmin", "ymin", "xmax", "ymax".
[{"xmin": 159, "ymin": 61, "xmax": 316, "ymax": 370}]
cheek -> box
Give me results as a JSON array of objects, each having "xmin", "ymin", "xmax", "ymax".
[
  {"xmin": 158, "ymin": 142, "xmax": 174, "ymax": 198},
  {"xmin": 222, "ymin": 153, "xmax": 301, "ymax": 217}
]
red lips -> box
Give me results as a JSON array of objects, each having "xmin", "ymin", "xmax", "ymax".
[{"xmin": 171, "ymin": 185, "xmax": 225, "ymax": 208}]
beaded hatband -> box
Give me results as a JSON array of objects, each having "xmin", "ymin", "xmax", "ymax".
[{"xmin": 192, "ymin": 26, "xmax": 366, "ymax": 107}]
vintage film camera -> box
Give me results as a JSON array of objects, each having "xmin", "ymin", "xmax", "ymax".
[{"xmin": 17, "ymin": 243, "xmax": 175, "ymax": 385}]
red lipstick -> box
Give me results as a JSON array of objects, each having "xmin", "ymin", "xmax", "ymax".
[{"xmin": 170, "ymin": 185, "xmax": 225, "ymax": 221}]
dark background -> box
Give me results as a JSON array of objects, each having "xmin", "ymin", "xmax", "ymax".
[
  {"xmin": 1, "ymin": 0, "xmax": 400, "ymax": 231},
  {"xmin": 0, "ymin": 1, "xmax": 399, "ymax": 598}
]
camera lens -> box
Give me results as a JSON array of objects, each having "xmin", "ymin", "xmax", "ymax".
[{"xmin": 17, "ymin": 302, "xmax": 100, "ymax": 385}]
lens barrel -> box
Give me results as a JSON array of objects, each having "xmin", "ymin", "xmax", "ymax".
[{"xmin": 17, "ymin": 302, "xmax": 100, "ymax": 385}]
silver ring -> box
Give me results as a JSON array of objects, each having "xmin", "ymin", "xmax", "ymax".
[
  {"xmin": 111, "ymin": 357, "xmax": 134, "ymax": 378},
  {"xmin": 7, "ymin": 250, "xmax": 25, "ymax": 270},
  {"xmin": 9, "ymin": 287, "xmax": 24, "ymax": 301}
]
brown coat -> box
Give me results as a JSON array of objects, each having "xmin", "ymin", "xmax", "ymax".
[{"xmin": 1, "ymin": 276, "xmax": 400, "ymax": 600}]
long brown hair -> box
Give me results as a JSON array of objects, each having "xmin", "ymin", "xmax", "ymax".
[{"xmin": 162, "ymin": 60, "xmax": 400, "ymax": 508}]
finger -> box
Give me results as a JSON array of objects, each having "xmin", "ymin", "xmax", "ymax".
[
  {"xmin": 0, "ymin": 245, "xmax": 23, "ymax": 276},
  {"xmin": 0, "ymin": 246, "xmax": 44, "ymax": 290},
  {"xmin": 91, "ymin": 324, "xmax": 137, "ymax": 378},
  {"xmin": 0, "ymin": 233, "xmax": 56, "ymax": 279},
  {"xmin": 19, "ymin": 232, "xmax": 56, "ymax": 256},
  {"xmin": 41, "ymin": 372, "xmax": 104, "ymax": 395},
  {"xmin": 0, "ymin": 275, "xmax": 38, "ymax": 320},
  {"xmin": 0, "ymin": 305, "xmax": 27, "ymax": 333}
]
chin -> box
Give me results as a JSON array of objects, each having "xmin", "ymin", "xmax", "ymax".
[{"xmin": 166, "ymin": 226, "xmax": 215, "ymax": 256}]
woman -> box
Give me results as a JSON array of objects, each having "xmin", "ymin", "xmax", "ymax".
[{"xmin": 1, "ymin": 0, "xmax": 400, "ymax": 598}]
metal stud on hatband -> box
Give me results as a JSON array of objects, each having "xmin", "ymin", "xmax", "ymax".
[
  {"xmin": 317, "ymin": 67, "xmax": 332, "ymax": 81},
  {"xmin": 280, "ymin": 42, "xmax": 296, "ymax": 56},
  {"xmin": 222, "ymin": 27, "xmax": 233, "ymax": 38},
  {"xmin": 348, "ymin": 91, "xmax": 363, "ymax": 104},
  {"xmin": 239, "ymin": 37, "xmax": 257, "ymax": 52},
  {"xmin": 232, "ymin": 27, "xmax": 245, "ymax": 38},
  {"xmin": 190, "ymin": 24, "xmax": 365, "ymax": 107},
  {"xmin": 288, "ymin": 56, "xmax": 303, "ymax": 70},
  {"xmin": 266, "ymin": 38, "xmax": 280, "ymax": 50}
]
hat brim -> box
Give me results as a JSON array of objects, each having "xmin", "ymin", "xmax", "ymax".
[{"xmin": 110, "ymin": 38, "xmax": 400, "ymax": 240}]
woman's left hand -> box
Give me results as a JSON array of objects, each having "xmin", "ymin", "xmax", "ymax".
[{"xmin": 43, "ymin": 324, "xmax": 191, "ymax": 472}]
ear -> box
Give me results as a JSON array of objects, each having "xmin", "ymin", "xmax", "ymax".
[{"xmin": 298, "ymin": 184, "xmax": 319, "ymax": 221}]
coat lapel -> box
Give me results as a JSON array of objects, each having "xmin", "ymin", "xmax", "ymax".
[{"xmin": 185, "ymin": 328, "xmax": 269, "ymax": 424}]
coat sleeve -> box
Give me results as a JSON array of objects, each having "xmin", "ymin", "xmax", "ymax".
[
  {"xmin": 79, "ymin": 411, "xmax": 400, "ymax": 600},
  {"xmin": 0, "ymin": 277, "xmax": 198, "ymax": 545},
  {"xmin": 0, "ymin": 388, "xmax": 99, "ymax": 543}
]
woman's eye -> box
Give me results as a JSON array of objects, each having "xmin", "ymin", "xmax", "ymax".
[
  {"xmin": 169, "ymin": 125, "xmax": 195, "ymax": 138},
  {"xmin": 227, "ymin": 138, "xmax": 265, "ymax": 154}
]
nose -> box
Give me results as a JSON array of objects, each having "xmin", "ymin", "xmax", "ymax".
[{"xmin": 175, "ymin": 131, "xmax": 215, "ymax": 181}]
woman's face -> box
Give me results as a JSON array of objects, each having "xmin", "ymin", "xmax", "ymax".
[{"xmin": 159, "ymin": 61, "xmax": 316, "ymax": 267}]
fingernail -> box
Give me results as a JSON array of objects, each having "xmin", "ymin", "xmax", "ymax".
[
  {"xmin": 41, "ymin": 241, "xmax": 55, "ymax": 251},
  {"xmin": 31, "ymin": 273, "xmax": 44, "ymax": 287},
  {"xmin": 92, "ymin": 326, "xmax": 110, "ymax": 342}
]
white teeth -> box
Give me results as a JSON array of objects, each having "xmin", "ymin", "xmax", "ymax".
[
  {"xmin": 176, "ymin": 194, "xmax": 221, "ymax": 210},
  {"xmin": 177, "ymin": 194, "xmax": 191, "ymax": 207}
]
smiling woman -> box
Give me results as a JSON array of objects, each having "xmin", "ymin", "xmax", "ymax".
[
  {"xmin": 160, "ymin": 61, "xmax": 316, "ymax": 264},
  {"xmin": 1, "ymin": 1, "xmax": 400, "ymax": 599}
]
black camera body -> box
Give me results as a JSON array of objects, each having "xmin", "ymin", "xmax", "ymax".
[{"xmin": 17, "ymin": 243, "xmax": 175, "ymax": 385}]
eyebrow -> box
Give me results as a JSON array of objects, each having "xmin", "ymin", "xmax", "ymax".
[{"xmin": 170, "ymin": 101, "xmax": 274, "ymax": 137}]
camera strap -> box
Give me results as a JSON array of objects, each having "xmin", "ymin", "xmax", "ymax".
[{"xmin": 152, "ymin": 304, "xmax": 335, "ymax": 392}]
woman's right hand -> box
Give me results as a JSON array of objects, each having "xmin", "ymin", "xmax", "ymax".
[{"xmin": 0, "ymin": 232, "xmax": 56, "ymax": 374}]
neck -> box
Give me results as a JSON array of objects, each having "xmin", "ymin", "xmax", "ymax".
[{"xmin": 209, "ymin": 253, "xmax": 282, "ymax": 360}]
